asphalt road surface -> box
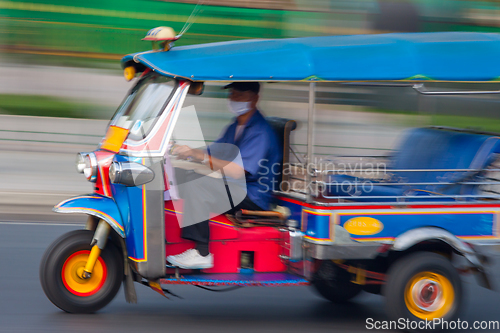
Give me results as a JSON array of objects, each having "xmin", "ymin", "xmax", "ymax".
[{"xmin": 1, "ymin": 221, "xmax": 500, "ymax": 333}]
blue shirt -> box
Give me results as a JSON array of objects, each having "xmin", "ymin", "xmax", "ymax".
[{"xmin": 212, "ymin": 110, "xmax": 281, "ymax": 210}]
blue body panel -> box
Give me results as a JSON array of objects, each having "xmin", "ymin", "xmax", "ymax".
[
  {"xmin": 277, "ymin": 197, "xmax": 500, "ymax": 244},
  {"xmin": 112, "ymin": 154, "xmax": 148, "ymax": 262},
  {"xmin": 122, "ymin": 32, "xmax": 500, "ymax": 82},
  {"xmin": 53, "ymin": 195, "xmax": 125, "ymax": 237},
  {"xmin": 302, "ymin": 210, "xmax": 332, "ymax": 242},
  {"xmin": 337, "ymin": 211, "xmax": 497, "ymax": 242}
]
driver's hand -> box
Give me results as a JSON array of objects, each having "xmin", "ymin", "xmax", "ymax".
[{"xmin": 172, "ymin": 145, "xmax": 192, "ymax": 159}]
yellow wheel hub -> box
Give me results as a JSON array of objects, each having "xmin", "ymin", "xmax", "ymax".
[
  {"xmin": 405, "ymin": 271, "xmax": 454, "ymax": 320},
  {"xmin": 62, "ymin": 250, "xmax": 107, "ymax": 296}
]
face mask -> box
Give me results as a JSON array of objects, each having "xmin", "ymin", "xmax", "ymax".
[{"xmin": 228, "ymin": 100, "xmax": 252, "ymax": 116}]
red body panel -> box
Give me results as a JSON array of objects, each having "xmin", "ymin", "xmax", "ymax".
[
  {"xmin": 93, "ymin": 150, "xmax": 115, "ymax": 198},
  {"xmin": 164, "ymin": 201, "xmax": 287, "ymax": 273}
]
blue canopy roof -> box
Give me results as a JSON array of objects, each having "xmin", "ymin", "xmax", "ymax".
[{"xmin": 122, "ymin": 32, "xmax": 500, "ymax": 82}]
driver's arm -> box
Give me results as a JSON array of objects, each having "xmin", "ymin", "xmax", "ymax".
[{"xmin": 172, "ymin": 145, "xmax": 245, "ymax": 179}]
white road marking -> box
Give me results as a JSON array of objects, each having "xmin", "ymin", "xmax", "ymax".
[{"xmin": 0, "ymin": 221, "xmax": 84, "ymax": 226}]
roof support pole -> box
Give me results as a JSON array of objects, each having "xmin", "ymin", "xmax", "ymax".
[{"xmin": 306, "ymin": 82, "xmax": 316, "ymax": 203}]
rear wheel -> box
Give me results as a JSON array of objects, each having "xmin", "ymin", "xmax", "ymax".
[
  {"xmin": 383, "ymin": 252, "xmax": 462, "ymax": 328},
  {"xmin": 40, "ymin": 229, "xmax": 123, "ymax": 313},
  {"xmin": 312, "ymin": 260, "xmax": 362, "ymax": 303}
]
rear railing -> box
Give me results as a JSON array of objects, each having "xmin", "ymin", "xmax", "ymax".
[{"xmin": 282, "ymin": 155, "xmax": 500, "ymax": 204}]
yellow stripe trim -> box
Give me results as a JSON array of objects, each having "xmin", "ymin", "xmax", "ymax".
[
  {"xmin": 304, "ymin": 235, "xmax": 331, "ymax": 241},
  {"xmin": 303, "ymin": 209, "xmax": 332, "ymax": 216},
  {"xmin": 458, "ymin": 235, "xmax": 499, "ymax": 240},
  {"xmin": 352, "ymin": 237, "xmax": 395, "ymax": 242}
]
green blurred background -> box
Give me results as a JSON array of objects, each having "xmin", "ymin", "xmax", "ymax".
[
  {"xmin": 3, "ymin": 0, "xmax": 500, "ymax": 63},
  {"xmin": 3, "ymin": 0, "xmax": 500, "ymax": 121}
]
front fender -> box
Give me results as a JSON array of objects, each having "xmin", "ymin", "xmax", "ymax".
[{"xmin": 53, "ymin": 195, "xmax": 125, "ymax": 238}]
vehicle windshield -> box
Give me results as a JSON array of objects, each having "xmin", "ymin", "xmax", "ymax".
[{"xmin": 110, "ymin": 75, "xmax": 177, "ymax": 140}]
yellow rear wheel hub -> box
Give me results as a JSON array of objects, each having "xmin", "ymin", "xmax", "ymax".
[
  {"xmin": 62, "ymin": 250, "xmax": 107, "ymax": 296},
  {"xmin": 405, "ymin": 271, "xmax": 454, "ymax": 320}
]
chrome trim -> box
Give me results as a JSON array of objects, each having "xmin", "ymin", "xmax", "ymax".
[
  {"xmin": 306, "ymin": 82, "xmax": 316, "ymax": 203},
  {"xmin": 392, "ymin": 227, "xmax": 483, "ymax": 268},
  {"xmin": 92, "ymin": 220, "xmax": 111, "ymax": 250},
  {"xmin": 413, "ymin": 83, "xmax": 500, "ymax": 95},
  {"xmin": 85, "ymin": 215, "xmax": 98, "ymax": 231},
  {"xmin": 76, "ymin": 152, "xmax": 89, "ymax": 174},
  {"xmin": 274, "ymin": 190, "xmax": 500, "ymax": 207},
  {"xmin": 109, "ymin": 161, "xmax": 121, "ymax": 184},
  {"xmin": 306, "ymin": 242, "xmax": 382, "ymax": 260},
  {"xmin": 288, "ymin": 230, "xmax": 304, "ymax": 261},
  {"xmin": 109, "ymin": 161, "xmax": 155, "ymax": 187},
  {"xmin": 52, "ymin": 206, "xmax": 125, "ymax": 238},
  {"xmin": 84, "ymin": 152, "xmax": 98, "ymax": 183}
]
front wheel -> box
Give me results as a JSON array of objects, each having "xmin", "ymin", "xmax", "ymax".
[
  {"xmin": 40, "ymin": 229, "xmax": 123, "ymax": 313},
  {"xmin": 383, "ymin": 252, "xmax": 462, "ymax": 329}
]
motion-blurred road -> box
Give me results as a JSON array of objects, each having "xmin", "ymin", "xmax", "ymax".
[{"xmin": 1, "ymin": 222, "xmax": 500, "ymax": 333}]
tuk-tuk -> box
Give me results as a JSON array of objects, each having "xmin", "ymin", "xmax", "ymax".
[{"xmin": 40, "ymin": 29, "xmax": 500, "ymax": 329}]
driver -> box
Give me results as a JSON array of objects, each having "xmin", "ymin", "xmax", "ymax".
[{"xmin": 166, "ymin": 82, "xmax": 281, "ymax": 269}]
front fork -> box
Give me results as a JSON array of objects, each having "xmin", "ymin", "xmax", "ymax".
[{"xmin": 81, "ymin": 218, "xmax": 111, "ymax": 279}]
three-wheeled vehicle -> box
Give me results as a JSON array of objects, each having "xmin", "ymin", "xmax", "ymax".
[{"xmin": 40, "ymin": 29, "xmax": 500, "ymax": 328}]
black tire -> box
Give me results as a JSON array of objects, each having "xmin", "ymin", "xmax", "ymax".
[
  {"xmin": 312, "ymin": 261, "xmax": 362, "ymax": 303},
  {"xmin": 40, "ymin": 229, "xmax": 123, "ymax": 313},
  {"xmin": 383, "ymin": 252, "xmax": 462, "ymax": 329}
]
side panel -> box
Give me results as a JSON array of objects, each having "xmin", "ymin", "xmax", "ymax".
[
  {"xmin": 336, "ymin": 209, "xmax": 500, "ymax": 243},
  {"xmin": 301, "ymin": 209, "xmax": 334, "ymax": 243},
  {"xmin": 277, "ymin": 196, "xmax": 500, "ymax": 245},
  {"xmin": 124, "ymin": 158, "xmax": 166, "ymax": 279},
  {"xmin": 53, "ymin": 195, "xmax": 125, "ymax": 237},
  {"xmin": 164, "ymin": 202, "xmax": 286, "ymax": 273}
]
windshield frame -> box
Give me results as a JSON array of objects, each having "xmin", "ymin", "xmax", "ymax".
[{"xmin": 109, "ymin": 73, "xmax": 179, "ymax": 141}]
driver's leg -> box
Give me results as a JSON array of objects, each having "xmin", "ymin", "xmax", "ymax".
[{"xmin": 167, "ymin": 170, "xmax": 243, "ymax": 269}]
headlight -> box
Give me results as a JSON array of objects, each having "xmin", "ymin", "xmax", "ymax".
[
  {"xmin": 83, "ymin": 152, "xmax": 98, "ymax": 182},
  {"xmin": 109, "ymin": 161, "xmax": 154, "ymax": 187},
  {"xmin": 109, "ymin": 161, "xmax": 120, "ymax": 183},
  {"xmin": 75, "ymin": 152, "xmax": 88, "ymax": 173}
]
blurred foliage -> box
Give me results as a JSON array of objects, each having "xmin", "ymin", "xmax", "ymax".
[
  {"xmin": 3, "ymin": 0, "xmax": 500, "ymax": 66},
  {"xmin": 3, "ymin": 0, "xmax": 500, "ymax": 121},
  {"xmin": 430, "ymin": 114, "xmax": 500, "ymax": 133},
  {"xmin": 369, "ymin": 107, "xmax": 500, "ymax": 133},
  {"xmin": 0, "ymin": 94, "xmax": 111, "ymax": 118}
]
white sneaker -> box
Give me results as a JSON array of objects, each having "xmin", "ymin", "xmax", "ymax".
[{"xmin": 167, "ymin": 249, "xmax": 214, "ymax": 269}]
